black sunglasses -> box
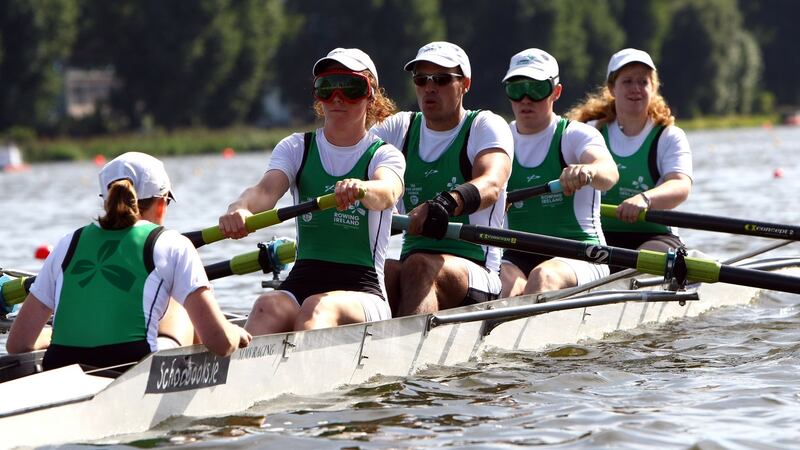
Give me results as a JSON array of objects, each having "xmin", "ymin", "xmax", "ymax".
[{"xmin": 412, "ymin": 73, "xmax": 463, "ymax": 87}]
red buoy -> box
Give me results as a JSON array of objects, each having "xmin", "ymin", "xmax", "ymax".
[
  {"xmin": 774, "ymin": 168, "xmax": 784, "ymax": 178},
  {"xmin": 94, "ymin": 154, "xmax": 107, "ymax": 166},
  {"xmin": 35, "ymin": 244, "xmax": 52, "ymax": 260},
  {"xmin": 222, "ymin": 147, "xmax": 235, "ymax": 159}
]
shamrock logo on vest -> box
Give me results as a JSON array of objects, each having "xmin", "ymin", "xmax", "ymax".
[
  {"xmin": 70, "ymin": 240, "xmax": 136, "ymax": 291},
  {"xmin": 631, "ymin": 176, "xmax": 649, "ymax": 191}
]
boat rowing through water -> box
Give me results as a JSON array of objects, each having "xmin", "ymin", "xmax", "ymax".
[
  {"xmin": 2, "ymin": 187, "xmax": 800, "ymax": 447},
  {"xmin": 0, "ymin": 233, "xmax": 798, "ymax": 447}
]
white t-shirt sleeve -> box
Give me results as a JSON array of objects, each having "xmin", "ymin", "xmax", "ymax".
[
  {"xmin": 155, "ymin": 230, "xmax": 212, "ymax": 305},
  {"xmin": 371, "ymin": 113, "xmax": 412, "ymax": 149},
  {"xmin": 369, "ymin": 141, "xmax": 406, "ymax": 182},
  {"xmin": 28, "ymin": 231, "xmax": 74, "ymax": 310},
  {"xmin": 467, "ymin": 111, "xmax": 514, "ymax": 162},
  {"xmin": 562, "ymin": 121, "xmax": 608, "ymax": 164},
  {"xmin": 657, "ymin": 125, "xmax": 693, "ymax": 181},
  {"xmin": 266, "ymin": 133, "xmax": 306, "ymax": 187}
]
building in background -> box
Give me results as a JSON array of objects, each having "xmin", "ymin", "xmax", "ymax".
[{"xmin": 64, "ymin": 68, "xmax": 115, "ymax": 119}]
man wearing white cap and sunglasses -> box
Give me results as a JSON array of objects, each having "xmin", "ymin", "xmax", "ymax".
[
  {"xmin": 373, "ymin": 41, "xmax": 513, "ymax": 316},
  {"xmin": 8, "ymin": 152, "xmax": 251, "ymax": 372},
  {"xmin": 500, "ymin": 48, "xmax": 618, "ymax": 297}
]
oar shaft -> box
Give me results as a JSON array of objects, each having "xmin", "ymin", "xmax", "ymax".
[
  {"xmin": 466, "ymin": 223, "xmax": 800, "ymax": 293},
  {"xmin": 458, "ymin": 223, "xmax": 642, "ymax": 270},
  {"xmin": 185, "ymin": 192, "xmax": 348, "ymax": 248},
  {"xmin": 391, "ymin": 215, "xmax": 800, "ymax": 295},
  {"xmin": 507, "ymin": 180, "xmax": 562, "ymax": 204},
  {"xmin": 601, "ymin": 205, "xmax": 800, "ymax": 241},
  {"xmin": 718, "ymin": 264, "xmax": 800, "ymax": 294}
]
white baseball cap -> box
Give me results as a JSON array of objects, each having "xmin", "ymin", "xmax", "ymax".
[
  {"xmin": 502, "ymin": 48, "xmax": 559, "ymax": 83},
  {"xmin": 313, "ymin": 48, "xmax": 379, "ymax": 85},
  {"xmin": 606, "ymin": 48, "xmax": 656, "ymax": 80},
  {"xmin": 404, "ymin": 41, "xmax": 471, "ymax": 79},
  {"xmin": 99, "ymin": 151, "xmax": 175, "ymax": 202}
]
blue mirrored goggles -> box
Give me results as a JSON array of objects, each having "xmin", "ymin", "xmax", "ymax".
[{"xmin": 504, "ymin": 77, "xmax": 558, "ymax": 102}]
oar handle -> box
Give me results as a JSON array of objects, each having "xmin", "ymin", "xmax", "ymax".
[
  {"xmin": 600, "ymin": 204, "xmax": 647, "ymax": 222},
  {"xmin": 185, "ymin": 189, "xmax": 364, "ymax": 248},
  {"xmin": 507, "ymin": 180, "xmax": 561, "ymax": 204}
]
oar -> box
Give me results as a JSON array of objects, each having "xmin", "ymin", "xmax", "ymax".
[
  {"xmin": 184, "ymin": 190, "xmax": 363, "ymax": 248},
  {"xmin": 507, "ymin": 180, "xmax": 562, "ymax": 204},
  {"xmin": 0, "ymin": 239, "xmax": 297, "ymax": 314},
  {"xmin": 391, "ymin": 215, "xmax": 800, "ymax": 295},
  {"xmin": 600, "ymin": 204, "xmax": 800, "ymax": 241}
]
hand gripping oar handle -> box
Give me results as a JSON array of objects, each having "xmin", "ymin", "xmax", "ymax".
[
  {"xmin": 184, "ymin": 189, "xmax": 365, "ymax": 248},
  {"xmin": 391, "ymin": 215, "xmax": 800, "ymax": 295},
  {"xmin": 600, "ymin": 204, "xmax": 800, "ymax": 241},
  {"xmin": 506, "ymin": 180, "xmax": 562, "ymax": 204},
  {"xmin": 0, "ymin": 239, "xmax": 298, "ymax": 314}
]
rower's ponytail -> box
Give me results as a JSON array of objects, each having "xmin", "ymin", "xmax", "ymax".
[{"xmin": 98, "ymin": 179, "xmax": 139, "ymax": 229}]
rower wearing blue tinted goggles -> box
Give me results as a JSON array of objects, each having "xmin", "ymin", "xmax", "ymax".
[
  {"xmin": 498, "ymin": 48, "xmax": 619, "ymax": 299},
  {"xmin": 503, "ymin": 75, "xmax": 559, "ymax": 102}
]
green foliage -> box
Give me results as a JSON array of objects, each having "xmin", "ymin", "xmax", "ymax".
[
  {"xmin": 614, "ymin": 0, "xmax": 672, "ymax": 61},
  {"xmin": 0, "ymin": 0, "xmax": 791, "ymax": 141},
  {"xmin": 73, "ymin": 0, "xmax": 286, "ymax": 130},
  {"xmin": 441, "ymin": 0, "xmax": 623, "ymax": 116},
  {"xmin": 0, "ymin": 0, "xmax": 78, "ymax": 131},
  {"xmin": 660, "ymin": 0, "xmax": 760, "ymax": 118},
  {"xmin": 273, "ymin": 0, "xmax": 443, "ymax": 119},
  {"xmin": 739, "ymin": 0, "xmax": 800, "ymax": 107}
]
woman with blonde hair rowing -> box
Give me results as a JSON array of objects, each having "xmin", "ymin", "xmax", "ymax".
[{"xmin": 567, "ymin": 48, "xmax": 692, "ymax": 254}]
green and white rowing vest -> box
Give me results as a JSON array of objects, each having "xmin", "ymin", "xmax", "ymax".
[
  {"xmin": 401, "ymin": 110, "xmax": 484, "ymax": 262},
  {"xmin": 507, "ymin": 118, "xmax": 599, "ymax": 244},
  {"xmin": 52, "ymin": 223, "xmax": 163, "ymax": 347},
  {"xmin": 295, "ymin": 132, "xmax": 383, "ymax": 268},
  {"xmin": 601, "ymin": 124, "xmax": 668, "ymax": 233}
]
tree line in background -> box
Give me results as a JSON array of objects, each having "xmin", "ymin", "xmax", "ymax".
[{"xmin": 1, "ymin": 0, "xmax": 797, "ymax": 138}]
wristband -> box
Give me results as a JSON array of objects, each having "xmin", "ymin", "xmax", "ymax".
[
  {"xmin": 639, "ymin": 192, "xmax": 652, "ymax": 208},
  {"xmin": 452, "ymin": 182, "xmax": 481, "ymax": 215},
  {"xmin": 432, "ymin": 191, "xmax": 458, "ymax": 216}
]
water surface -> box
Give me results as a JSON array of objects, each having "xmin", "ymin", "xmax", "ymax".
[{"xmin": 1, "ymin": 125, "xmax": 799, "ymax": 449}]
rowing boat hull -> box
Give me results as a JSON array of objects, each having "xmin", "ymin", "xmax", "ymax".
[{"xmin": 0, "ymin": 265, "xmax": 795, "ymax": 448}]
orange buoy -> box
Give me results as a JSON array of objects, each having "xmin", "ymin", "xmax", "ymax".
[
  {"xmin": 773, "ymin": 168, "xmax": 784, "ymax": 178},
  {"xmin": 222, "ymin": 147, "xmax": 235, "ymax": 159},
  {"xmin": 35, "ymin": 244, "xmax": 52, "ymax": 260},
  {"xmin": 94, "ymin": 154, "xmax": 107, "ymax": 166}
]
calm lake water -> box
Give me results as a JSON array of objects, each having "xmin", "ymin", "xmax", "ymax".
[{"xmin": 1, "ymin": 125, "xmax": 799, "ymax": 449}]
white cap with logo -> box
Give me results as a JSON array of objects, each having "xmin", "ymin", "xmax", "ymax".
[
  {"xmin": 404, "ymin": 41, "xmax": 471, "ymax": 79},
  {"xmin": 99, "ymin": 151, "xmax": 175, "ymax": 202},
  {"xmin": 313, "ymin": 48, "xmax": 379, "ymax": 85},
  {"xmin": 502, "ymin": 48, "xmax": 559, "ymax": 83},
  {"xmin": 606, "ymin": 48, "xmax": 656, "ymax": 80}
]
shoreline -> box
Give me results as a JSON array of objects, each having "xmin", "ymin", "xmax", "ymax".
[{"xmin": 7, "ymin": 114, "xmax": 786, "ymax": 164}]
